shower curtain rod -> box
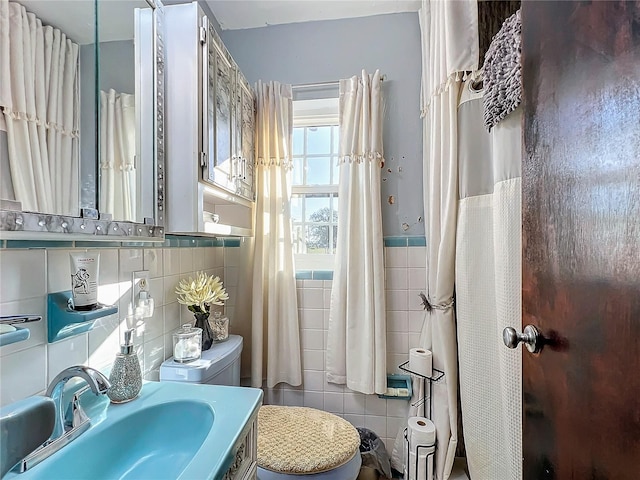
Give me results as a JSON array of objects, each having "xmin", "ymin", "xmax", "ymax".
[{"xmin": 292, "ymin": 74, "xmax": 386, "ymax": 90}]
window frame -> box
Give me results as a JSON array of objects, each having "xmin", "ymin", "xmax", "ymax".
[{"xmin": 291, "ymin": 98, "xmax": 340, "ymax": 271}]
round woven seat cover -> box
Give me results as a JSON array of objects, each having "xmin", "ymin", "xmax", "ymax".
[{"xmin": 257, "ymin": 405, "xmax": 361, "ymax": 474}]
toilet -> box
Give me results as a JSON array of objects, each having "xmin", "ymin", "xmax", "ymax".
[
  {"xmin": 256, "ymin": 405, "xmax": 362, "ymax": 480},
  {"xmin": 159, "ymin": 334, "xmax": 243, "ymax": 385},
  {"xmin": 159, "ymin": 337, "xmax": 362, "ymax": 480}
]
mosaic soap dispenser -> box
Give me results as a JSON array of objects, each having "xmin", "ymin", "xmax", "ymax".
[{"xmin": 107, "ymin": 328, "xmax": 142, "ymax": 403}]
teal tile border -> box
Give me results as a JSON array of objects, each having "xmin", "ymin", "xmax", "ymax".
[
  {"xmin": 312, "ymin": 270, "xmax": 333, "ymax": 280},
  {"xmin": 164, "ymin": 235, "xmax": 225, "ymax": 248},
  {"xmin": 5, "ymin": 240, "xmax": 75, "ymax": 249},
  {"xmin": 121, "ymin": 241, "xmax": 148, "ymax": 248},
  {"xmin": 384, "ymin": 237, "xmax": 407, "ymax": 247},
  {"xmin": 384, "ymin": 236, "xmax": 427, "ymax": 247},
  {"xmin": 75, "ymin": 241, "xmax": 122, "ymax": 248},
  {"xmin": 223, "ymin": 238, "xmax": 241, "ymax": 247},
  {"xmin": 1, "ymin": 235, "xmax": 232, "ymax": 250},
  {"xmin": 295, "ymin": 270, "xmax": 334, "ymax": 280},
  {"xmin": 407, "ymin": 236, "xmax": 427, "ymax": 247}
]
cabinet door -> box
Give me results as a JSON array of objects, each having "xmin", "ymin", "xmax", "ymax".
[
  {"xmin": 223, "ymin": 418, "xmax": 257, "ymax": 480},
  {"xmin": 236, "ymin": 73, "xmax": 256, "ymax": 201},
  {"xmin": 203, "ymin": 24, "xmax": 234, "ymax": 192}
]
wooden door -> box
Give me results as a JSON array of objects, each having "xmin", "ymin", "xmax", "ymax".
[{"xmin": 521, "ymin": 1, "xmax": 640, "ymax": 478}]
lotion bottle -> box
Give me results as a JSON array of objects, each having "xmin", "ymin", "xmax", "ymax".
[{"xmin": 107, "ymin": 328, "xmax": 142, "ymax": 403}]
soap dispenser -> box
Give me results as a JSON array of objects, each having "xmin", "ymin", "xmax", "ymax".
[{"xmin": 107, "ymin": 328, "xmax": 142, "ymax": 403}]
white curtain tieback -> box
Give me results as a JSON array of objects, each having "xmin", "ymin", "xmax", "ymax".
[{"xmin": 418, "ymin": 292, "xmax": 454, "ymax": 312}]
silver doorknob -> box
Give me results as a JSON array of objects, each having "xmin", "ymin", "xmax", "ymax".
[{"xmin": 503, "ymin": 325, "xmax": 541, "ymax": 353}]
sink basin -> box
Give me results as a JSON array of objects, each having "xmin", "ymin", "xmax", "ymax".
[
  {"xmin": 38, "ymin": 400, "xmax": 213, "ymax": 479},
  {"xmin": 5, "ymin": 382, "xmax": 262, "ymax": 480}
]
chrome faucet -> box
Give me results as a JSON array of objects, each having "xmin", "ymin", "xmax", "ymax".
[
  {"xmin": 17, "ymin": 366, "xmax": 111, "ymax": 473},
  {"xmin": 45, "ymin": 365, "xmax": 111, "ymax": 439}
]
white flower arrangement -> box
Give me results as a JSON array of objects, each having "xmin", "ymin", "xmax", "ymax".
[{"xmin": 175, "ymin": 271, "xmax": 229, "ymax": 314}]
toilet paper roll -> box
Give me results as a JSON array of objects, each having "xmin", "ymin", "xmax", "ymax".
[
  {"xmin": 408, "ymin": 416, "xmax": 436, "ymax": 446},
  {"xmin": 409, "ymin": 348, "xmax": 433, "ymax": 377}
]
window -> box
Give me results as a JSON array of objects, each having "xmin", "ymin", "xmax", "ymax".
[{"xmin": 291, "ymin": 98, "xmax": 339, "ymax": 269}]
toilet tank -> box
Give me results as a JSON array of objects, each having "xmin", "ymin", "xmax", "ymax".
[{"xmin": 159, "ymin": 334, "xmax": 243, "ymax": 386}]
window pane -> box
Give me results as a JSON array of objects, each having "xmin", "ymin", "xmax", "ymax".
[
  {"xmin": 293, "ymin": 128, "xmax": 304, "ymax": 155},
  {"xmin": 306, "ymin": 225, "xmax": 330, "ymax": 253},
  {"xmin": 305, "ymin": 195, "xmax": 331, "ymax": 222},
  {"xmin": 307, "ymin": 126, "xmax": 332, "ymax": 155},
  {"xmin": 291, "ymin": 195, "xmax": 303, "ymax": 223},
  {"xmin": 332, "ymin": 125, "xmax": 340, "ymax": 154},
  {"xmin": 307, "ymin": 157, "xmax": 331, "ymax": 185},
  {"xmin": 292, "ymin": 157, "xmax": 304, "ymax": 185}
]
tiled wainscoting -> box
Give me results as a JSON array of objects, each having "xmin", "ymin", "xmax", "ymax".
[
  {"xmin": 0, "ymin": 235, "xmax": 428, "ymax": 460},
  {"xmin": 262, "ymin": 239, "xmax": 428, "ymax": 457},
  {"xmin": 0, "ymin": 237, "xmax": 244, "ymax": 407}
]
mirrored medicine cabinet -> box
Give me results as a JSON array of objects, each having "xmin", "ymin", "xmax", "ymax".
[{"xmin": 0, "ymin": 0, "xmax": 165, "ymax": 240}]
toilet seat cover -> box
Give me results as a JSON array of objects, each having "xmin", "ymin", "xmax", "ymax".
[{"xmin": 257, "ymin": 405, "xmax": 361, "ymax": 474}]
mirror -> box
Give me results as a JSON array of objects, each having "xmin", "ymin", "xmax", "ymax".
[{"xmin": 0, "ymin": 0, "xmax": 164, "ymax": 238}]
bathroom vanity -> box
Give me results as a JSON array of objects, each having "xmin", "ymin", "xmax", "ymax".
[{"xmin": 3, "ymin": 382, "xmax": 262, "ymax": 480}]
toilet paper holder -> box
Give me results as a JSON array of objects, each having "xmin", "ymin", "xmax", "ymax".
[
  {"xmin": 403, "ymin": 427, "xmax": 436, "ymax": 480},
  {"xmin": 398, "ymin": 360, "xmax": 444, "ymax": 419}
]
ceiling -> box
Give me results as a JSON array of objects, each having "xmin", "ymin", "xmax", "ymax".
[
  {"xmin": 205, "ymin": 0, "xmax": 422, "ymax": 30},
  {"xmin": 17, "ymin": 0, "xmax": 152, "ymax": 45},
  {"xmin": 16, "ymin": 0, "xmax": 421, "ymax": 45}
]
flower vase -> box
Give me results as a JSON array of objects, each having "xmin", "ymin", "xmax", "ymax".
[{"xmin": 193, "ymin": 312, "xmax": 214, "ymax": 350}]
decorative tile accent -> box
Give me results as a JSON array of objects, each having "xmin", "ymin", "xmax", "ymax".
[
  {"xmin": 75, "ymin": 241, "xmax": 122, "ymax": 248},
  {"xmin": 382, "ymin": 236, "xmax": 427, "ymax": 247},
  {"xmin": 407, "ymin": 236, "xmax": 427, "ymax": 247},
  {"xmin": 5, "ymin": 240, "xmax": 74, "ymax": 249},
  {"xmin": 383, "ymin": 236, "xmax": 407, "ymax": 247},
  {"xmin": 223, "ymin": 238, "xmax": 241, "ymax": 247},
  {"xmin": 312, "ymin": 270, "xmax": 333, "ymax": 280}
]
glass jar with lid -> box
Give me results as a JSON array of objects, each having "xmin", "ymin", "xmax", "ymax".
[
  {"xmin": 172, "ymin": 323, "xmax": 202, "ymax": 363},
  {"xmin": 210, "ymin": 312, "xmax": 229, "ymax": 342}
]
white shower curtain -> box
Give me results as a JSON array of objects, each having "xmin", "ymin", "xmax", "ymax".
[
  {"xmin": 456, "ymin": 82, "xmax": 523, "ymax": 480},
  {"xmin": 0, "ymin": 0, "xmax": 79, "ymax": 215},
  {"xmin": 251, "ymin": 81, "xmax": 302, "ymax": 389},
  {"xmin": 326, "ymin": 70, "xmax": 386, "ymax": 395},
  {"xmin": 100, "ymin": 89, "xmax": 136, "ymax": 221},
  {"xmin": 392, "ymin": 1, "xmax": 478, "ymax": 478}
]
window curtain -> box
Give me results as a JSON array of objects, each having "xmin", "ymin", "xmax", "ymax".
[
  {"xmin": 251, "ymin": 81, "xmax": 302, "ymax": 389},
  {"xmin": 392, "ymin": 1, "xmax": 479, "ymax": 478},
  {"xmin": 0, "ymin": 0, "xmax": 79, "ymax": 215},
  {"xmin": 326, "ymin": 69, "xmax": 386, "ymax": 395},
  {"xmin": 99, "ymin": 89, "xmax": 136, "ymax": 221}
]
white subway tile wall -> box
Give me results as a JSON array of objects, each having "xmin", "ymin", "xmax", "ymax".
[
  {"xmin": 261, "ymin": 245, "xmax": 427, "ymax": 457},
  {"xmin": 0, "ymin": 242, "xmax": 428, "ymax": 460},
  {"xmin": 0, "ymin": 245, "xmax": 226, "ymax": 406}
]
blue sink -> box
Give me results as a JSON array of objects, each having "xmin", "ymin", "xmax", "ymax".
[
  {"xmin": 5, "ymin": 382, "xmax": 263, "ymax": 480},
  {"xmin": 40, "ymin": 400, "xmax": 213, "ymax": 479}
]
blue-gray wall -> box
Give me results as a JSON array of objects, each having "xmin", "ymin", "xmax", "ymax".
[{"xmin": 222, "ymin": 13, "xmax": 424, "ymax": 237}]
